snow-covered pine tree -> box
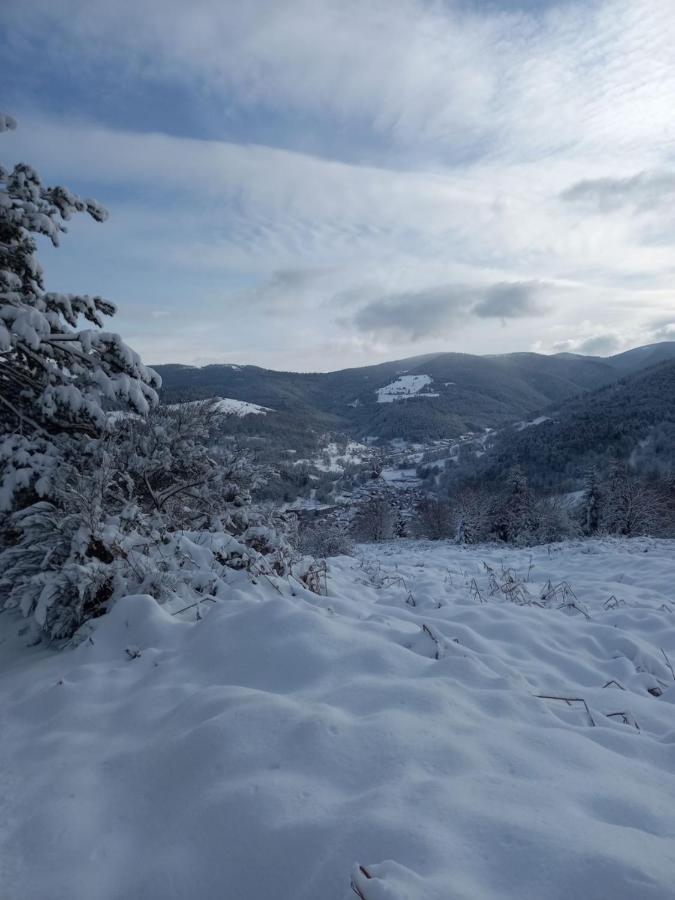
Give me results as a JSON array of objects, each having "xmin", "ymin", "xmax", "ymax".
[
  {"xmin": 453, "ymin": 486, "xmax": 489, "ymax": 544},
  {"xmin": 1, "ymin": 394, "xmax": 292, "ymax": 639},
  {"xmin": 0, "ymin": 116, "xmax": 160, "ymax": 637},
  {"xmin": 581, "ymin": 465, "xmax": 602, "ymax": 535},
  {"xmin": 0, "ymin": 116, "xmax": 160, "ymax": 511},
  {"xmin": 491, "ymin": 466, "xmax": 537, "ymax": 544},
  {"xmin": 112, "ymin": 399, "xmax": 273, "ymax": 538}
]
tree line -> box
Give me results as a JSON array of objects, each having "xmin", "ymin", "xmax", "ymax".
[{"xmin": 345, "ymin": 462, "xmax": 675, "ymax": 545}]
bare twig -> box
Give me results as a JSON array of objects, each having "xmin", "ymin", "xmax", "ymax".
[
  {"xmin": 536, "ymin": 694, "xmax": 596, "ymax": 727},
  {"xmin": 660, "ymin": 648, "xmax": 675, "ymax": 681},
  {"xmin": 381, "ymin": 574, "xmax": 408, "ymax": 590},
  {"xmin": 351, "ymin": 865, "xmax": 373, "ymax": 899},
  {"xmin": 422, "ymin": 624, "xmax": 443, "ymax": 660},
  {"xmin": 469, "ymin": 578, "xmax": 484, "ymax": 604},
  {"xmin": 558, "ymin": 600, "xmax": 591, "ymax": 620},
  {"xmin": 606, "ymin": 711, "xmax": 640, "ymax": 731},
  {"xmin": 603, "ymin": 595, "xmax": 625, "ymax": 610},
  {"xmin": 171, "ymin": 597, "xmax": 217, "ymax": 616}
]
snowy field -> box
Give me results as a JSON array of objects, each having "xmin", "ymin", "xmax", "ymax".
[
  {"xmin": 1, "ymin": 538, "xmax": 675, "ymax": 899},
  {"xmin": 376, "ymin": 374, "xmax": 439, "ymax": 403},
  {"xmin": 211, "ymin": 397, "xmax": 270, "ymax": 416},
  {"xmin": 172, "ymin": 397, "xmax": 271, "ymax": 416}
]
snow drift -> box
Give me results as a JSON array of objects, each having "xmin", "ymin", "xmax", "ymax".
[{"xmin": 1, "ymin": 538, "xmax": 674, "ymax": 899}]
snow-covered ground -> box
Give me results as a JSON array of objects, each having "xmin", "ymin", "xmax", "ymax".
[
  {"xmin": 376, "ymin": 374, "xmax": 439, "ymax": 403},
  {"xmin": 314, "ymin": 441, "xmax": 373, "ymax": 472},
  {"xmin": 211, "ymin": 397, "xmax": 270, "ymax": 416},
  {"xmin": 514, "ymin": 415, "xmax": 552, "ymax": 431},
  {"xmin": 1, "ymin": 538, "xmax": 675, "ymax": 899},
  {"xmin": 168, "ymin": 397, "xmax": 270, "ymax": 416},
  {"xmin": 292, "ymin": 441, "xmax": 374, "ymax": 474},
  {"xmin": 381, "ymin": 466, "xmax": 421, "ymax": 484}
]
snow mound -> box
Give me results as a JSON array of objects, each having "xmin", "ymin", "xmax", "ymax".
[
  {"xmin": 376, "ymin": 375, "xmax": 439, "ymax": 403},
  {"xmin": 1, "ymin": 538, "xmax": 675, "ymax": 899}
]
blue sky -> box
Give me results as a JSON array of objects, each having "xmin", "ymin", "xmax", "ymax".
[{"xmin": 2, "ymin": 0, "xmax": 674, "ymax": 370}]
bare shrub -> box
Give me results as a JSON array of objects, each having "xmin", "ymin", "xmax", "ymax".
[
  {"xmin": 297, "ymin": 520, "xmax": 354, "ymax": 557},
  {"xmin": 351, "ymin": 495, "xmax": 395, "ymax": 542},
  {"xmin": 413, "ymin": 497, "xmax": 453, "ymax": 539}
]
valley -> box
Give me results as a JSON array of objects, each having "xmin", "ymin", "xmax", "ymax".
[{"xmin": 154, "ymin": 345, "xmax": 675, "ymax": 540}]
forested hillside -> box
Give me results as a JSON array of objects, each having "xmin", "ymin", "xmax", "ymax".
[
  {"xmin": 155, "ymin": 350, "xmax": 632, "ymax": 441},
  {"xmin": 477, "ymin": 360, "xmax": 675, "ymax": 489}
]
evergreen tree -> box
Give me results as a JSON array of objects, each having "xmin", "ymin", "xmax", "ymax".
[
  {"xmin": 0, "ymin": 399, "xmax": 279, "ymax": 639},
  {"xmin": 0, "ymin": 116, "xmax": 160, "ymax": 636},
  {"xmin": 0, "ymin": 116, "xmax": 160, "ymax": 511},
  {"xmin": 492, "ymin": 466, "xmax": 536, "ymax": 544},
  {"xmin": 453, "ymin": 486, "xmax": 489, "ymax": 544},
  {"xmin": 581, "ymin": 465, "xmax": 602, "ymax": 535}
]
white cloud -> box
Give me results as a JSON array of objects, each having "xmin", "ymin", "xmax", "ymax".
[
  {"xmin": 562, "ymin": 170, "xmax": 675, "ymax": 212},
  {"xmin": 7, "ymin": 0, "xmax": 675, "ymax": 159},
  {"xmin": 3, "ymin": 0, "xmax": 675, "ymax": 368}
]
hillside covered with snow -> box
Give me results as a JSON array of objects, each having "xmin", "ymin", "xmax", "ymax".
[
  {"xmin": 376, "ymin": 374, "xmax": 440, "ymax": 403},
  {"xmin": 171, "ymin": 397, "xmax": 271, "ymax": 417},
  {"xmin": 2, "ymin": 538, "xmax": 674, "ymax": 900}
]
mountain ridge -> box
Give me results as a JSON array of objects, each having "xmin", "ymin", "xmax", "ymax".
[
  {"xmin": 154, "ymin": 342, "xmax": 675, "ymax": 441},
  {"xmin": 475, "ymin": 356, "xmax": 675, "ymax": 488}
]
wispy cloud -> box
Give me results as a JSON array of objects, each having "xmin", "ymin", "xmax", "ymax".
[
  {"xmin": 6, "ymin": 0, "xmax": 675, "ymax": 161},
  {"xmin": 3, "ymin": 0, "xmax": 675, "ymax": 368},
  {"xmin": 561, "ymin": 171, "xmax": 675, "ymax": 212}
]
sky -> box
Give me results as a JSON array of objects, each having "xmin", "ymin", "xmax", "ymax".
[{"xmin": 2, "ymin": 0, "xmax": 675, "ymax": 371}]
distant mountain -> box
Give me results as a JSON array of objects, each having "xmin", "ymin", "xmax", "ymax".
[
  {"xmin": 603, "ymin": 341, "xmax": 675, "ymax": 375},
  {"xmin": 553, "ymin": 342, "xmax": 675, "ymax": 375},
  {"xmin": 479, "ymin": 358, "xmax": 675, "ymax": 489},
  {"xmin": 155, "ymin": 347, "xmax": 638, "ymax": 441}
]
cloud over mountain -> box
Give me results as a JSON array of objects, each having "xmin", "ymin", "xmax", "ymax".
[
  {"xmin": 352, "ymin": 280, "xmax": 552, "ymax": 340},
  {"xmin": 2, "ymin": 0, "xmax": 675, "ymax": 368}
]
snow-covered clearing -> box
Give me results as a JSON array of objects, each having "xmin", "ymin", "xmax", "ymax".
[
  {"xmin": 514, "ymin": 415, "xmax": 552, "ymax": 431},
  {"xmin": 315, "ymin": 441, "xmax": 373, "ymax": 472},
  {"xmin": 211, "ymin": 397, "xmax": 270, "ymax": 416},
  {"xmin": 172, "ymin": 397, "xmax": 270, "ymax": 416},
  {"xmin": 1, "ymin": 538, "xmax": 675, "ymax": 899},
  {"xmin": 376, "ymin": 375, "xmax": 439, "ymax": 403},
  {"xmin": 293, "ymin": 441, "xmax": 373, "ymax": 474}
]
